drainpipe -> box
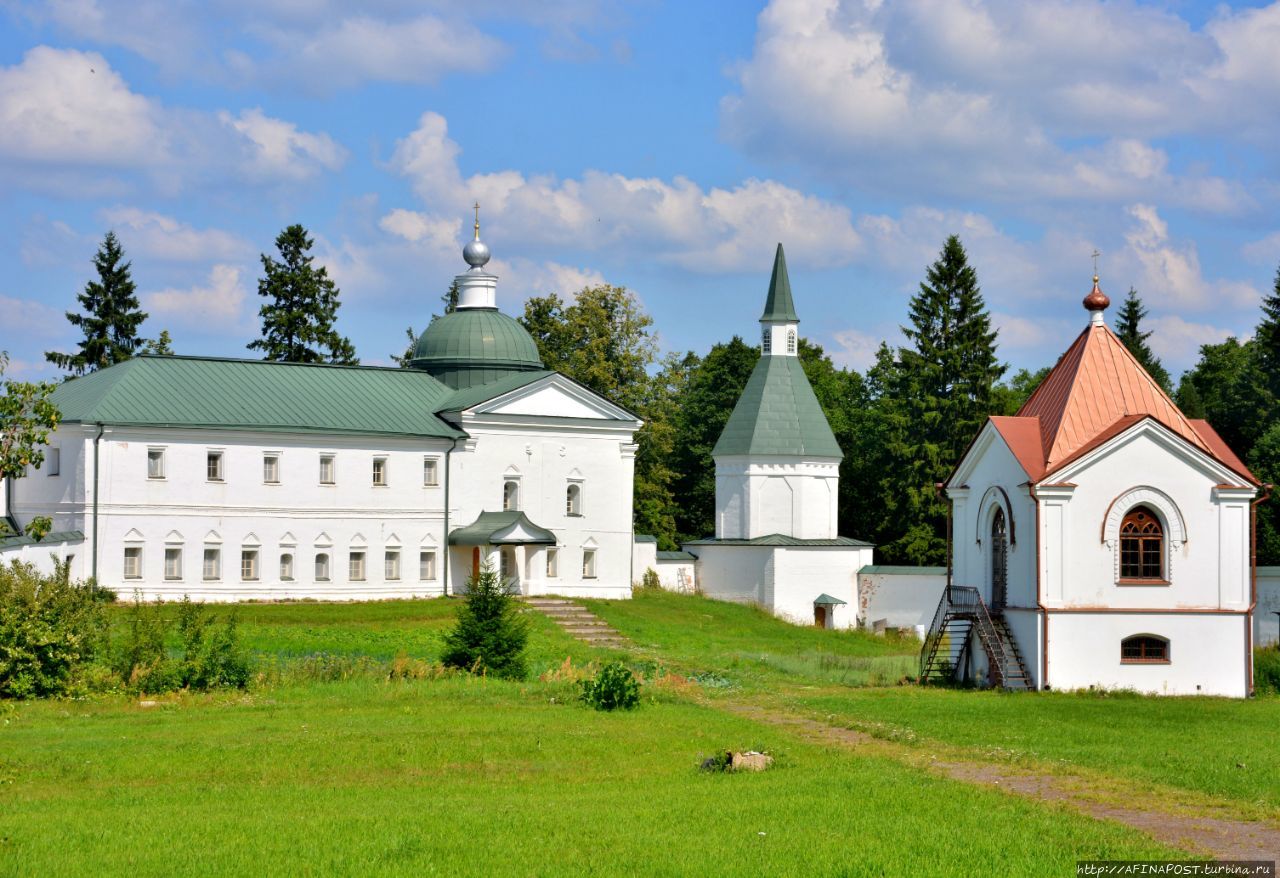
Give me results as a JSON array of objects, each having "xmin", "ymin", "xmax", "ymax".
[
  {"xmin": 441, "ymin": 437, "xmax": 460, "ymax": 597},
  {"xmin": 1028, "ymin": 483, "xmax": 1048, "ymax": 691},
  {"xmin": 91, "ymin": 425, "xmax": 104, "ymax": 584},
  {"xmin": 1247, "ymin": 483, "xmax": 1272, "ymax": 696},
  {"xmin": 937, "ymin": 482, "xmax": 952, "ymax": 600}
]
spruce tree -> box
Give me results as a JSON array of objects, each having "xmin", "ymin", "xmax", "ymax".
[
  {"xmin": 46, "ymin": 232, "xmax": 148, "ymax": 375},
  {"xmin": 1256, "ymin": 264, "xmax": 1280, "ymax": 399},
  {"xmin": 1115, "ymin": 287, "xmax": 1173, "ymax": 394},
  {"xmin": 441, "ymin": 564, "xmax": 528, "ymax": 679},
  {"xmin": 885, "ymin": 235, "xmax": 1006, "ymax": 564},
  {"xmin": 248, "ymin": 225, "xmax": 357, "ymax": 365}
]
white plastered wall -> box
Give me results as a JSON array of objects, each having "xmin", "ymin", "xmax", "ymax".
[{"xmin": 714, "ymin": 456, "xmax": 839, "ymax": 540}]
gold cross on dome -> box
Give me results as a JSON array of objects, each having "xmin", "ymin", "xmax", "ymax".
[
  {"xmin": 1091, "ymin": 248, "xmax": 1101, "ymax": 278},
  {"xmin": 473, "ymin": 202, "xmax": 481, "ymax": 240}
]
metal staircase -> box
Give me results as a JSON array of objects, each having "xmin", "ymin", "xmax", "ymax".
[{"xmin": 919, "ymin": 586, "xmax": 1032, "ymax": 690}]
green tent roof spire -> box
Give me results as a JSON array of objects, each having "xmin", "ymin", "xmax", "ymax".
[{"xmin": 760, "ymin": 243, "xmax": 799, "ymax": 323}]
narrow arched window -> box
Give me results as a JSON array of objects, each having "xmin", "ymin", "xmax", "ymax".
[
  {"xmin": 566, "ymin": 483, "xmax": 582, "ymax": 516},
  {"xmin": 503, "ymin": 480, "xmax": 519, "ymax": 511},
  {"xmin": 761, "ymin": 327, "xmax": 771, "ymax": 354},
  {"xmin": 786, "ymin": 329, "xmax": 796, "ymax": 354},
  {"xmin": 990, "ymin": 507, "xmax": 1008, "ymax": 610},
  {"xmin": 1121, "ymin": 635, "xmax": 1169, "ymax": 663},
  {"xmin": 1120, "ymin": 506, "xmax": 1163, "ymax": 579}
]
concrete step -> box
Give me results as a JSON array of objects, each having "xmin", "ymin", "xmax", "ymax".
[
  {"xmin": 552, "ymin": 618, "xmax": 609, "ymax": 627},
  {"xmin": 562, "ymin": 627, "xmax": 620, "ymax": 636}
]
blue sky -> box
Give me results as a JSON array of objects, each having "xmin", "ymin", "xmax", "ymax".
[{"xmin": 2, "ymin": 0, "xmax": 1278, "ymax": 381}]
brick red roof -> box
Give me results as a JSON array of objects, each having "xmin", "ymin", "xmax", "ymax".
[{"xmin": 980, "ymin": 320, "xmax": 1257, "ymax": 486}]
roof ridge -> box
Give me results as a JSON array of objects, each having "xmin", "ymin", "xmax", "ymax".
[{"xmin": 136, "ymin": 354, "xmax": 420, "ymax": 374}]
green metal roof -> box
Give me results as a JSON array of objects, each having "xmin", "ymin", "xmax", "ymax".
[
  {"xmin": 448, "ymin": 511, "xmax": 557, "ymax": 546},
  {"xmin": 0, "ymin": 530, "xmax": 84, "ymax": 551},
  {"xmin": 760, "ymin": 243, "xmax": 798, "ymax": 323},
  {"xmin": 683, "ymin": 535, "xmax": 872, "ymax": 547},
  {"xmin": 656, "ymin": 550, "xmax": 695, "ymax": 561},
  {"xmin": 436, "ymin": 370, "xmax": 556, "ymax": 414},
  {"xmin": 858, "ymin": 565, "xmax": 948, "ymax": 575},
  {"xmin": 712, "ymin": 355, "xmax": 842, "ymax": 458},
  {"xmin": 814, "ymin": 593, "xmax": 847, "ymax": 605},
  {"xmin": 634, "ymin": 534, "xmax": 658, "ymax": 543},
  {"xmin": 410, "ymin": 309, "xmax": 543, "ymax": 373},
  {"xmin": 50, "ymin": 356, "xmax": 465, "ymax": 439}
]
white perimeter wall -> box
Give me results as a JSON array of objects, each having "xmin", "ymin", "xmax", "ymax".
[
  {"xmin": 695, "ymin": 543, "xmax": 869, "ymax": 629},
  {"xmin": 856, "ymin": 569, "xmax": 946, "ymax": 633},
  {"xmin": 1048, "ymin": 612, "xmax": 1248, "ymax": 697},
  {"xmin": 1257, "ymin": 568, "xmax": 1280, "ymax": 647}
]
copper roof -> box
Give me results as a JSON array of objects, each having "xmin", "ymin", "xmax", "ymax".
[{"xmin": 977, "ymin": 320, "xmax": 1257, "ymax": 486}]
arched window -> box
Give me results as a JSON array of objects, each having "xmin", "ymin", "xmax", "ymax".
[
  {"xmin": 990, "ymin": 507, "xmax": 1008, "ymax": 610},
  {"xmin": 761, "ymin": 327, "xmax": 771, "ymax": 354},
  {"xmin": 566, "ymin": 483, "xmax": 582, "ymax": 516},
  {"xmin": 315, "ymin": 553, "xmax": 330, "ymax": 582},
  {"xmin": 1120, "ymin": 506, "xmax": 1163, "ymax": 580},
  {"xmin": 280, "ymin": 553, "xmax": 294, "ymax": 581},
  {"xmin": 503, "ymin": 480, "xmax": 519, "ymax": 511},
  {"xmin": 786, "ymin": 329, "xmax": 796, "ymax": 354},
  {"xmin": 1121, "ymin": 634, "xmax": 1169, "ymax": 663}
]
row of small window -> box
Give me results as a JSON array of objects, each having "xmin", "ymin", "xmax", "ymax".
[
  {"xmin": 124, "ymin": 545, "xmax": 438, "ymax": 583},
  {"xmin": 761, "ymin": 327, "xmax": 797, "ymax": 354},
  {"xmin": 502, "ymin": 480, "xmax": 585, "ymax": 517},
  {"xmin": 145, "ymin": 448, "xmax": 441, "ymax": 488}
]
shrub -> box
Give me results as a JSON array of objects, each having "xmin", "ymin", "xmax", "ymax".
[
  {"xmin": 114, "ymin": 596, "xmax": 252, "ymax": 693},
  {"xmin": 580, "ymin": 661, "xmax": 640, "ymax": 711},
  {"xmin": 441, "ymin": 564, "xmax": 528, "ymax": 680},
  {"xmin": 1255, "ymin": 647, "xmax": 1280, "ymax": 696},
  {"xmin": 0, "ymin": 560, "xmax": 107, "ymax": 699},
  {"xmin": 636, "ymin": 568, "xmax": 661, "ymax": 592}
]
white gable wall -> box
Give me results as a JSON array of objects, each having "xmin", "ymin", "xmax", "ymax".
[{"xmin": 714, "ymin": 456, "xmax": 840, "ymax": 540}]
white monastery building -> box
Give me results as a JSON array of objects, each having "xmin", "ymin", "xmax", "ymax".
[
  {"xmin": 0, "ymin": 221, "xmax": 641, "ymax": 600},
  {"xmin": 926, "ymin": 276, "xmax": 1263, "ymax": 697},
  {"xmin": 688, "ymin": 245, "xmax": 873, "ymax": 628}
]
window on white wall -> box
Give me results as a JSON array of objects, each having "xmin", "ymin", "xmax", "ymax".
[
  {"xmin": 241, "ymin": 549, "xmax": 259, "ymax": 581},
  {"xmin": 566, "ymin": 483, "xmax": 583, "ymax": 516},
  {"xmin": 1121, "ymin": 635, "xmax": 1169, "ymax": 663},
  {"xmin": 546, "ymin": 548, "xmax": 559, "ymax": 578},
  {"xmin": 164, "ymin": 547, "xmax": 182, "ymax": 581},
  {"xmin": 349, "ymin": 551, "xmax": 366, "ymax": 581},
  {"xmin": 503, "ymin": 480, "xmax": 520, "ymax": 511},
  {"xmin": 207, "ymin": 451, "xmax": 224, "ymax": 482},
  {"xmin": 787, "ymin": 329, "xmax": 796, "ymax": 354},
  {"xmin": 373, "ymin": 457, "xmax": 388, "ymax": 487},
  {"xmin": 419, "ymin": 550, "xmax": 437, "ymax": 581},
  {"xmin": 761, "ymin": 327, "xmax": 771, "ymax": 353},
  {"xmin": 203, "ymin": 548, "xmax": 221, "ymax": 581},
  {"xmin": 582, "ymin": 548, "xmax": 597, "ymax": 579},
  {"xmin": 280, "ymin": 553, "xmax": 294, "ymax": 581},
  {"xmin": 147, "ymin": 448, "xmax": 165, "ymax": 479},
  {"xmin": 263, "ymin": 454, "xmax": 280, "ymax": 484},
  {"xmin": 123, "ymin": 546, "xmax": 142, "ymax": 579},
  {"xmin": 423, "ymin": 457, "xmax": 439, "ymax": 486},
  {"xmin": 315, "ymin": 553, "xmax": 331, "ymax": 582},
  {"xmin": 385, "ymin": 550, "xmax": 400, "ymax": 580},
  {"xmin": 319, "ymin": 454, "xmax": 335, "ymax": 485},
  {"xmin": 46, "ymin": 447, "xmax": 60, "ymax": 476}
]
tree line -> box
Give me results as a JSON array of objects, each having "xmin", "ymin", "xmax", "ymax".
[{"xmin": 23, "ymin": 225, "xmax": 1280, "ymax": 565}]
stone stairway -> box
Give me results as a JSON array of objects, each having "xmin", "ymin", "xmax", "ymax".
[{"xmin": 522, "ymin": 597, "xmax": 628, "ymax": 649}]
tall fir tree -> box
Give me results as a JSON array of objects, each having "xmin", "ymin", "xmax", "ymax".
[
  {"xmin": 884, "ymin": 235, "xmax": 1006, "ymax": 564},
  {"xmin": 1114, "ymin": 287, "xmax": 1173, "ymax": 394},
  {"xmin": 248, "ymin": 225, "xmax": 357, "ymax": 365},
  {"xmin": 1256, "ymin": 263, "xmax": 1280, "ymax": 400},
  {"xmin": 46, "ymin": 231, "xmax": 148, "ymax": 375}
]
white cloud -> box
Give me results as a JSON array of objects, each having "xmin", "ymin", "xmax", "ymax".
[
  {"xmin": 99, "ymin": 208, "xmax": 254, "ymax": 262},
  {"xmin": 217, "ymin": 109, "xmax": 347, "ymax": 181},
  {"xmin": 378, "ymin": 209, "xmax": 461, "ymax": 254},
  {"xmin": 0, "ymin": 294, "xmax": 67, "ymax": 338},
  {"xmin": 829, "ymin": 327, "xmax": 881, "ymax": 371},
  {"xmin": 0, "ymin": 46, "xmax": 162, "ymax": 166},
  {"xmin": 385, "ymin": 111, "xmax": 861, "ymax": 273},
  {"xmin": 1146, "ymin": 315, "xmax": 1239, "ymax": 372},
  {"xmin": 492, "ymin": 258, "xmax": 607, "ymax": 301},
  {"xmin": 1119, "ymin": 204, "xmax": 1259, "ymax": 311},
  {"xmin": 144, "ymin": 265, "xmax": 250, "ymax": 330},
  {"xmin": 1242, "ymin": 232, "xmax": 1280, "ymax": 266}
]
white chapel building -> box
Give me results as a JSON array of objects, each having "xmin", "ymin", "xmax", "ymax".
[
  {"xmin": 0, "ymin": 222, "xmax": 641, "ymax": 600},
  {"xmin": 688, "ymin": 244, "xmax": 873, "ymax": 627},
  {"xmin": 931, "ymin": 276, "xmax": 1261, "ymax": 697}
]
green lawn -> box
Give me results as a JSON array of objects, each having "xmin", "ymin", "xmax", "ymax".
[
  {"xmin": 798, "ymin": 686, "xmax": 1280, "ymax": 812},
  {"xmin": 584, "ymin": 590, "xmax": 919, "ymax": 690},
  {"xmin": 0, "ymin": 678, "xmax": 1178, "ymax": 876}
]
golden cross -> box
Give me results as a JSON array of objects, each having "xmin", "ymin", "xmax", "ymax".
[
  {"xmin": 473, "ymin": 202, "xmax": 481, "ymax": 240},
  {"xmin": 1091, "ymin": 248, "xmax": 1101, "ymax": 278}
]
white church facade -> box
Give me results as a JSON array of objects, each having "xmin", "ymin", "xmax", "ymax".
[
  {"xmin": 0, "ymin": 222, "xmax": 640, "ymax": 600},
  {"xmin": 929, "ymin": 276, "xmax": 1261, "ymax": 697}
]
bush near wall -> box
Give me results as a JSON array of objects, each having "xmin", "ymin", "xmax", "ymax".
[
  {"xmin": 1256, "ymin": 647, "xmax": 1280, "ymax": 696},
  {"xmin": 0, "ymin": 560, "xmax": 108, "ymax": 699}
]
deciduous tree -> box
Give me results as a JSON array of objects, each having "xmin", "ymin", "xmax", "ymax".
[{"xmin": 0, "ymin": 352, "xmax": 61, "ymax": 539}]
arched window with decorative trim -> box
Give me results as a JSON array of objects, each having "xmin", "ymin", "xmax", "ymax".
[
  {"xmin": 990, "ymin": 507, "xmax": 1008, "ymax": 610},
  {"xmin": 503, "ymin": 479, "xmax": 519, "ymax": 511},
  {"xmin": 566, "ymin": 483, "xmax": 582, "ymax": 516},
  {"xmin": 786, "ymin": 329, "xmax": 796, "ymax": 354},
  {"xmin": 761, "ymin": 327, "xmax": 771, "ymax": 354},
  {"xmin": 1121, "ymin": 634, "xmax": 1169, "ymax": 663},
  {"xmin": 1120, "ymin": 506, "xmax": 1163, "ymax": 580}
]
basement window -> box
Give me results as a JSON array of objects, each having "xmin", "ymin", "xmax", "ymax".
[{"xmin": 1121, "ymin": 635, "xmax": 1169, "ymax": 664}]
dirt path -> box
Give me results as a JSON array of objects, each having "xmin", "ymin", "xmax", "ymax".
[{"xmin": 721, "ymin": 702, "xmax": 1280, "ymax": 860}]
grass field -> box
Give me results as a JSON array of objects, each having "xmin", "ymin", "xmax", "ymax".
[{"xmin": 2, "ymin": 591, "xmax": 1273, "ymax": 874}]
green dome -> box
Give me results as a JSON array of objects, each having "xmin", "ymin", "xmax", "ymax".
[{"xmin": 410, "ymin": 308, "xmax": 543, "ymax": 389}]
